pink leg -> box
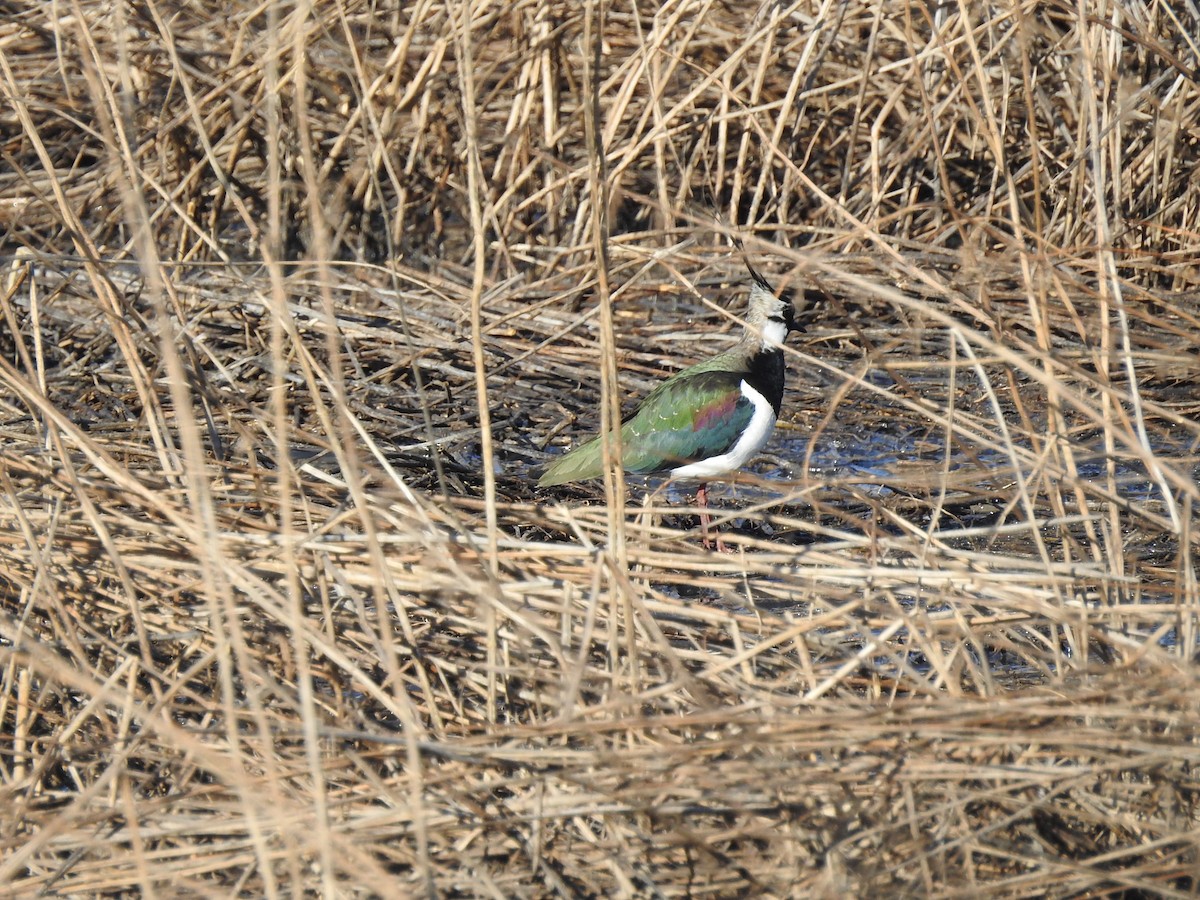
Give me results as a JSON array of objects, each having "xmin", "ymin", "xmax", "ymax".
[{"xmin": 696, "ymin": 483, "xmax": 726, "ymax": 552}]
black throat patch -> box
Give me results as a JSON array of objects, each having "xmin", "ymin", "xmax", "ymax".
[{"xmin": 743, "ymin": 346, "xmax": 786, "ymax": 416}]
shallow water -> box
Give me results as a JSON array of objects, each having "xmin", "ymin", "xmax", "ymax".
[{"xmin": 521, "ymin": 411, "xmax": 1187, "ymax": 517}]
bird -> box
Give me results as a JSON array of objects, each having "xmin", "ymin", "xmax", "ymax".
[{"xmin": 538, "ymin": 257, "xmax": 799, "ymax": 549}]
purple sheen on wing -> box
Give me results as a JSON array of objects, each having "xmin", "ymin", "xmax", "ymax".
[{"xmin": 692, "ymin": 392, "xmax": 739, "ymax": 432}]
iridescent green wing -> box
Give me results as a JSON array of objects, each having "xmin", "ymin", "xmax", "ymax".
[
  {"xmin": 537, "ymin": 360, "xmax": 754, "ymax": 486},
  {"xmin": 618, "ymin": 369, "xmax": 753, "ymax": 474}
]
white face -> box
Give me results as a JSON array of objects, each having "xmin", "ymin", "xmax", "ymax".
[{"xmin": 760, "ymin": 317, "xmax": 788, "ymax": 348}]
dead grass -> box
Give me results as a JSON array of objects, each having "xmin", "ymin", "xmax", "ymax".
[{"xmin": 1, "ymin": 0, "xmax": 1200, "ymax": 895}]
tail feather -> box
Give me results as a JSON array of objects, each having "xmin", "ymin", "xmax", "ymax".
[{"xmin": 537, "ymin": 435, "xmax": 606, "ymax": 486}]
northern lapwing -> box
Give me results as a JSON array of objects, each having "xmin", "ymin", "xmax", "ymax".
[{"xmin": 538, "ymin": 258, "xmax": 799, "ymax": 548}]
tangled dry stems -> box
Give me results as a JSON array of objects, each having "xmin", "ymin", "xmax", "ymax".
[{"xmin": 1, "ymin": 0, "xmax": 1199, "ymax": 895}]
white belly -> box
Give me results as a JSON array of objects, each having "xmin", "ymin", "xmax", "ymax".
[{"xmin": 669, "ymin": 379, "xmax": 777, "ymax": 481}]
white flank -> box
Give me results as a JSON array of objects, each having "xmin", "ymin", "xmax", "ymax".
[{"xmin": 670, "ymin": 379, "xmax": 776, "ymax": 480}]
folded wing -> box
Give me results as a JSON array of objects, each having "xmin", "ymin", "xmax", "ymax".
[{"xmin": 538, "ymin": 370, "xmax": 753, "ymax": 485}]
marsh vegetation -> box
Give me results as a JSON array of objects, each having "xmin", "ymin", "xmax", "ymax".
[{"xmin": 1, "ymin": 0, "xmax": 1199, "ymax": 895}]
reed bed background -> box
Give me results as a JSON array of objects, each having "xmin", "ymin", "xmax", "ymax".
[{"xmin": 1, "ymin": 0, "xmax": 1199, "ymax": 895}]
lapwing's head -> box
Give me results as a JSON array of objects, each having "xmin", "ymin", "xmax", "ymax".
[{"xmin": 741, "ymin": 261, "xmax": 797, "ymax": 349}]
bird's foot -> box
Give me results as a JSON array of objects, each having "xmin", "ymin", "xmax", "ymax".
[
  {"xmin": 701, "ymin": 531, "xmax": 731, "ymax": 553},
  {"xmin": 697, "ymin": 494, "xmax": 730, "ymax": 553}
]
